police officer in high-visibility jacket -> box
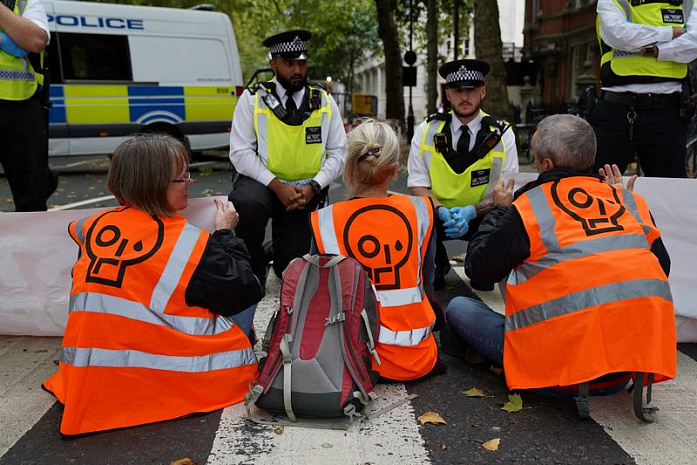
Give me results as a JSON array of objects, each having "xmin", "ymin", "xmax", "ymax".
[
  {"xmin": 228, "ymin": 29, "xmax": 347, "ymax": 290},
  {"xmin": 0, "ymin": 0, "xmax": 57, "ymax": 211},
  {"xmin": 43, "ymin": 135, "xmax": 263, "ymax": 435},
  {"xmin": 408, "ymin": 59, "xmax": 518, "ymax": 290},
  {"xmin": 592, "ymin": 0, "xmax": 697, "ymax": 178},
  {"xmin": 446, "ymin": 115, "xmax": 675, "ymax": 418},
  {"xmin": 311, "ymin": 121, "xmax": 446, "ymax": 382}
]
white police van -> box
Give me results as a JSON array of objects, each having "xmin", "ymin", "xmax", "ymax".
[{"xmin": 43, "ymin": 1, "xmax": 244, "ymax": 156}]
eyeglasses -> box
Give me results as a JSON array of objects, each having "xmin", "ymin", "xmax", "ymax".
[{"xmin": 171, "ymin": 172, "xmax": 192, "ymax": 183}]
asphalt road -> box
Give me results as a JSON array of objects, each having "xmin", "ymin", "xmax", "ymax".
[{"xmin": 1, "ymin": 154, "xmax": 696, "ymax": 464}]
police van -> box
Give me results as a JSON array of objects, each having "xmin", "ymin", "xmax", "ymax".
[{"xmin": 43, "ymin": 1, "xmax": 244, "ymax": 157}]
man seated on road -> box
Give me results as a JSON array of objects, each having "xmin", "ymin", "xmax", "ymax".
[
  {"xmin": 444, "ymin": 114, "xmax": 676, "ymax": 417},
  {"xmin": 408, "ymin": 58, "xmax": 518, "ymax": 291}
]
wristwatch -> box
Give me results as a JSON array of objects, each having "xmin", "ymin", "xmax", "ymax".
[{"xmin": 308, "ymin": 179, "xmax": 322, "ymax": 195}]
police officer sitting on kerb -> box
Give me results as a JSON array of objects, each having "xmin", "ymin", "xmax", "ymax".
[
  {"xmin": 228, "ymin": 29, "xmax": 347, "ymax": 290},
  {"xmin": 408, "ymin": 59, "xmax": 519, "ymax": 290}
]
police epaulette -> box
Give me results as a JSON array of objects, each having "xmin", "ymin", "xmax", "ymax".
[
  {"xmin": 427, "ymin": 112, "xmax": 451, "ymax": 123},
  {"xmin": 307, "ymin": 81, "xmax": 327, "ymax": 91},
  {"xmin": 481, "ymin": 115, "xmax": 510, "ymax": 132},
  {"xmin": 248, "ymin": 81, "xmax": 276, "ymax": 95}
]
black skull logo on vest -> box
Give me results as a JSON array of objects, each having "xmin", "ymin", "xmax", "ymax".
[
  {"xmin": 551, "ymin": 182, "xmax": 626, "ymax": 237},
  {"xmin": 84, "ymin": 210, "xmax": 165, "ymax": 288},
  {"xmin": 343, "ymin": 205, "xmax": 414, "ymax": 290}
]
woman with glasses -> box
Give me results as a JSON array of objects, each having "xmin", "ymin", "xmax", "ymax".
[
  {"xmin": 43, "ymin": 134, "xmax": 263, "ymax": 436},
  {"xmin": 310, "ymin": 121, "xmax": 446, "ymax": 382}
]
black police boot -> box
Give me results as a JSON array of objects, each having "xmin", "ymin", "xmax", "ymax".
[
  {"xmin": 470, "ymin": 280, "xmax": 495, "ymax": 291},
  {"xmin": 434, "ymin": 261, "xmax": 452, "ymax": 290}
]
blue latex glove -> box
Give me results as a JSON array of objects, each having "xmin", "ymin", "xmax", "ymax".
[
  {"xmin": 0, "ymin": 33, "xmax": 28, "ymax": 58},
  {"xmin": 444, "ymin": 205, "xmax": 476, "ymax": 238},
  {"xmin": 437, "ymin": 205, "xmax": 453, "ymax": 224}
]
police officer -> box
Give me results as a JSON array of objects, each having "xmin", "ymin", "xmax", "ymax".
[
  {"xmin": 228, "ymin": 30, "xmax": 347, "ymax": 288},
  {"xmin": 0, "ymin": 0, "xmax": 57, "ymax": 211},
  {"xmin": 592, "ymin": 0, "xmax": 697, "ymax": 178},
  {"xmin": 407, "ymin": 59, "xmax": 518, "ymax": 290}
]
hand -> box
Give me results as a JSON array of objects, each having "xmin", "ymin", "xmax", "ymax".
[
  {"xmin": 214, "ymin": 199, "xmax": 239, "ymax": 230},
  {"xmin": 288, "ymin": 184, "xmax": 314, "ymax": 211},
  {"xmin": 437, "ymin": 205, "xmax": 453, "ymax": 224},
  {"xmin": 599, "ymin": 163, "xmax": 637, "ymax": 192},
  {"xmin": 269, "ymin": 178, "xmax": 303, "ymax": 209},
  {"xmin": 443, "ymin": 205, "xmax": 475, "ymax": 239},
  {"xmin": 493, "ymin": 178, "xmax": 515, "ymax": 207}
]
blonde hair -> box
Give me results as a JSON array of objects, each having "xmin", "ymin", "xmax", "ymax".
[
  {"xmin": 107, "ymin": 134, "xmax": 188, "ymax": 217},
  {"xmin": 344, "ymin": 120, "xmax": 401, "ymax": 197}
]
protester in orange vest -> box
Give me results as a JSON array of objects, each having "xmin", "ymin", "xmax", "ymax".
[
  {"xmin": 444, "ymin": 114, "xmax": 675, "ymax": 408},
  {"xmin": 43, "ymin": 134, "xmax": 263, "ymax": 435},
  {"xmin": 310, "ymin": 120, "xmax": 446, "ymax": 381}
]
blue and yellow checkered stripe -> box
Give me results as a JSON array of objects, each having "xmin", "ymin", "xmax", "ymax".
[{"xmin": 49, "ymin": 85, "xmax": 236, "ymax": 125}]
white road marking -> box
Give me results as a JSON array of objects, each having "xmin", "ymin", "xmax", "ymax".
[
  {"xmin": 207, "ymin": 271, "xmax": 431, "ymax": 465},
  {"xmin": 48, "ymin": 195, "xmax": 115, "ymax": 211}
]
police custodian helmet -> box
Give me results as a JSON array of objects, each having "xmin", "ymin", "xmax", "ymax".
[
  {"xmin": 263, "ymin": 29, "xmax": 312, "ymax": 60},
  {"xmin": 439, "ymin": 59, "xmax": 490, "ymax": 89}
]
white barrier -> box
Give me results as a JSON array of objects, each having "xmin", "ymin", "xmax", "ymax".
[
  {"xmin": 1, "ymin": 180, "xmax": 696, "ymax": 342},
  {"xmin": 0, "ymin": 197, "xmax": 223, "ymax": 337}
]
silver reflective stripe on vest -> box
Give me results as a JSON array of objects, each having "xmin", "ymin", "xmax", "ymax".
[
  {"xmin": 378, "ymin": 322, "xmax": 434, "ymax": 347},
  {"xmin": 509, "ymin": 233, "xmax": 650, "ymax": 285},
  {"xmin": 408, "ymin": 195, "xmax": 431, "ymax": 290},
  {"xmin": 316, "ymin": 206, "xmax": 340, "ymax": 254},
  {"xmin": 421, "ymin": 121, "xmax": 442, "ymax": 169},
  {"xmin": 61, "ymin": 346, "xmax": 256, "ymax": 372},
  {"xmin": 320, "ymin": 93, "xmax": 330, "ymax": 153},
  {"xmin": 71, "ymin": 292, "xmax": 233, "ymax": 335},
  {"xmin": 150, "ymin": 222, "xmax": 201, "ymax": 312},
  {"xmin": 256, "ymin": 109, "xmax": 269, "ymax": 157},
  {"xmin": 483, "ymin": 156, "xmax": 504, "ymax": 198},
  {"xmin": 375, "ymin": 286, "xmax": 423, "ymax": 307},
  {"xmin": 505, "ymin": 278, "xmax": 673, "ymax": 332},
  {"xmin": 621, "ymin": 188, "xmax": 654, "ymax": 237},
  {"xmin": 73, "ymin": 216, "xmax": 89, "ymax": 244}
]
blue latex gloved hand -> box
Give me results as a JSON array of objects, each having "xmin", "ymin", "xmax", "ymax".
[
  {"xmin": 437, "ymin": 205, "xmax": 453, "ymax": 224},
  {"xmin": 444, "ymin": 205, "xmax": 476, "ymax": 238},
  {"xmin": 0, "ymin": 32, "xmax": 28, "ymax": 58}
]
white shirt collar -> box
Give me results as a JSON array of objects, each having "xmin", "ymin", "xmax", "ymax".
[
  {"xmin": 451, "ymin": 110, "xmax": 483, "ymax": 135},
  {"xmin": 273, "ymin": 79, "xmax": 305, "ymax": 104}
]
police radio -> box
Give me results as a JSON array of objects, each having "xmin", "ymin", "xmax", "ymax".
[{"xmin": 260, "ymin": 89, "xmax": 287, "ymax": 119}]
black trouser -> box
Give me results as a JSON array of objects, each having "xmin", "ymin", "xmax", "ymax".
[
  {"xmin": 229, "ymin": 175, "xmax": 321, "ymax": 286},
  {"xmin": 434, "ymin": 215, "xmax": 483, "ymax": 276},
  {"xmin": 590, "ymin": 96, "xmax": 687, "ymax": 178},
  {"xmin": 0, "ymin": 98, "xmax": 58, "ymax": 211}
]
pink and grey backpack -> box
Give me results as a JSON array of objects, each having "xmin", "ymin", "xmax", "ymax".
[{"xmin": 246, "ymin": 254, "xmax": 380, "ymax": 421}]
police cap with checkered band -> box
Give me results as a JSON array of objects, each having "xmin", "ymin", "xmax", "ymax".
[
  {"xmin": 263, "ymin": 29, "xmax": 312, "ymax": 60},
  {"xmin": 439, "ymin": 59, "xmax": 490, "ymax": 89}
]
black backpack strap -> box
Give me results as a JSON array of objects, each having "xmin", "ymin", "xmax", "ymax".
[
  {"xmin": 632, "ymin": 372, "xmax": 656, "ymax": 423},
  {"xmin": 575, "ymin": 382, "xmax": 591, "ymax": 419}
]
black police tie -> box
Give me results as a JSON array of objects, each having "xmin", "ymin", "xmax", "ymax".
[
  {"xmin": 457, "ymin": 126, "xmax": 471, "ymax": 156},
  {"xmin": 285, "ymin": 92, "xmax": 297, "ymax": 117}
]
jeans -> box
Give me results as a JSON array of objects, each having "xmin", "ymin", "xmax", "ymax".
[{"xmin": 445, "ymin": 296, "xmax": 629, "ymax": 398}]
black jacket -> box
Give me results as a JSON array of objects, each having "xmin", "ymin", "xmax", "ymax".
[
  {"xmin": 465, "ymin": 169, "xmax": 671, "ymax": 283},
  {"xmin": 185, "ymin": 229, "xmax": 263, "ymax": 316}
]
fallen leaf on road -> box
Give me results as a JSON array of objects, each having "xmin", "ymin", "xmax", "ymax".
[
  {"xmin": 440, "ymin": 443, "xmax": 447, "ymax": 450},
  {"xmin": 482, "ymin": 438, "xmax": 500, "ymax": 451},
  {"xmin": 273, "ymin": 426, "xmax": 284, "ymax": 434},
  {"xmin": 451, "ymin": 253, "xmax": 465, "ymax": 263},
  {"xmin": 489, "ymin": 365, "xmax": 503, "ymax": 376},
  {"xmin": 462, "ymin": 387, "xmax": 493, "ymax": 398},
  {"xmin": 501, "ymin": 393, "xmax": 530, "ymax": 413},
  {"xmin": 418, "ymin": 411, "xmax": 446, "ymax": 425},
  {"xmin": 170, "ymin": 458, "xmax": 196, "ymax": 465}
]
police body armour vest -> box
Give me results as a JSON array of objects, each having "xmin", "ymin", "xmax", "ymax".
[
  {"xmin": 0, "ymin": 1, "xmax": 43, "ymax": 100},
  {"xmin": 418, "ymin": 111, "xmax": 507, "ymax": 208},
  {"xmin": 598, "ymin": 0, "xmax": 688, "ymax": 86}
]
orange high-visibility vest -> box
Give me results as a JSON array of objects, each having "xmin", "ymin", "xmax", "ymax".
[
  {"xmin": 43, "ymin": 207, "xmax": 258, "ymax": 435},
  {"xmin": 504, "ymin": 177, "xmax": 676, "ymax": 390},
  {"xmin": 311, "ymin": 194, "xmax": 438, "ymax": 381}
]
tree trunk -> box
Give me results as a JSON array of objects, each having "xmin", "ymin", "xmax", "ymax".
[
  {"xmin": 426, "ymin": 0, "xmax": 438, "ymax": 115},
  {"xmin": 374, "ymin": 0, "xmax": 405, "ymax": 127},
  {"xmin": 473, "ymin": 0, "xmax": 512, "ymax": 121}
]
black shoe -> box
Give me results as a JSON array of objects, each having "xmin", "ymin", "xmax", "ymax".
[
  {"xmin": 434, "ymin": 262, "xmax": 452, "ymax": 290},
  {"xmin": 470, "ymin": 279, "xmax": 495, "ymax": 291}
]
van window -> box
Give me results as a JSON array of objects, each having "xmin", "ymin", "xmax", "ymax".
[{"xmin": 58, "ymin": 33, "xmax": 133, "ymax": 81}]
